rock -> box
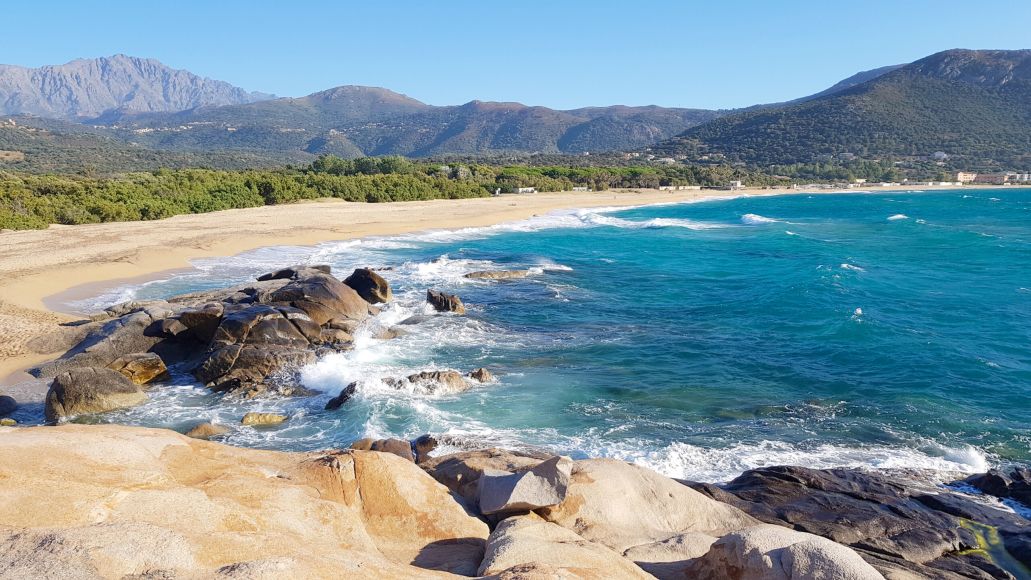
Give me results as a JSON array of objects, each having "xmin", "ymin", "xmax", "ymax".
[
  {"xmin": 387, "ymin": 370, "xmax": 470, "ymax": 395},
  {"xmin": 350, "ymin": 438, "xmax": 415, "ymax": 462},
  {"xmin": 373, "ymin": 326, "xmax": 406, "ymax": 340},
  {"xmin": 421, "ymin": 448, "xmax": 559, "ymax": 509},
  {"xmin": 478, "ymin": 513, "xmax": 653, "ymax": 578},
  {"xmin": 0, "ymin": 418, "xmax": 16, "ymax": 426},
  {"xmin": 44, "ymin": 367, "xmax": 147, "ymax": 422},
  {"xmin": 468, "ymin": 367, "xmax": 494, "ymax": 382},
  {"xmin": 479, "ymin": 456, "xmax": 573, "ymax": 515},
  {"xmin": 688, "ymin": 466, "xmax": 1002, "ymax": 577},
  {"xmin": 414, "ymin": 435, "xmax": 438, "ymax": 464},
  {"xmin": 464, "ymin": 270, "xmax": 530, "ymax": 280},
  {"xmin": 175, "ymin": 302, "xmax": 225, "ymax": 343},
  {"xmin": 687, "ymin": 524, "xmax": 885, "ymax": 580},
  {"xmin": 269, "ymin": 273, "xmax": 369, "ymax": 325},
  {"xmin": 256, "ymin": 264, "xmax": 331, "ymax": 281},
  {"xmin": 326, "ymin": 317, "xmax": 361, "ymax": 333},
  {"xmin": 241, "ymin": 412, "xmax": 287, "ymax": 426},
  {"xmin": 0, "ymin": 393, "xmax": 15, "ymax": 417},
  {"xmin": 184, "ymin": 422, "xmax": 230, "ymax": 440},
  {"xmin": 325, "ymin": 382, "xmax": 358, "ymax": 410},
  {"xmin": 426, "ymin": 289, "xmax": 466, "ymax": 314},
  {"xmin": 622, "ymin": 532, "xmax": 722, "ymax": 579},
  {"xmin": 964, "ymin": 468, "xmax": 1031, "ymax": 507},
  {"xmin": 0, "ymin": 424, "xmax": 488, "ymax": 578},
  {"xmin": 107, "ymin": 352, "xmax": 168, "ymax": 385},
  {"xmin": 33, "ymin": 303, "xmax": 173, "ymax": 379},
  {"xmin": 537, "ymin": 459, "xmax": 758, "ymax": 557},
  {"xmin": 343, "ymin": 268, "xmax": 393, "ymax": 304},
  {"xmin": 319, "ymin": 328, "xmax": 353, "ymax": 345}
]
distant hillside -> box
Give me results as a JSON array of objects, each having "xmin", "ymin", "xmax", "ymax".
[
  {"xmin": 95, "ymin": 87, "xmax": 721, "ymax": 158},
  {"xmin": 0, "ymin": 55, "xmax": 272, "ymax": 120},
  {"xmin": 653, "ymin": 49, "xmax": 1031, "ymax": 169}
]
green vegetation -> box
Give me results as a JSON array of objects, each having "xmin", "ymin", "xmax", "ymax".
[{"xmin": 0, "ymin": 155, "xmax": 781, "ymax": 230}]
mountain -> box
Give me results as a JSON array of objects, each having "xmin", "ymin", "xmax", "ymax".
[
  {"xmin": 94, "ymin": 88, "xmax": 722, "ymax": 158},
  {"xmin": 0, "ymin": 55, "xmax": 272, "ymax": 120},
  {"xmin": 653, "ymin": 49, "xmax": 1031, "ymax": 169}
]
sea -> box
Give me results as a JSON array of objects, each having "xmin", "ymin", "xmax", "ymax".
[{"xmin": 62, "ymin": 188, "xmax": 1031, "ymax": 483}]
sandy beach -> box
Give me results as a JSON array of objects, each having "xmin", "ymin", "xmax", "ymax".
[{"xmin": 0, "ymin": 184, "xmax": 977, "ymax": 385}]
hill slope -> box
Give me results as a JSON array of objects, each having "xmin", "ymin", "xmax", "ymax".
[
  {"xmin": 0, "ymin": 55, "xmax": 272, "ymax": 120},
  {"xmin": 654, "ymin": 49, "xmax": 1031, "ymax": 169}
]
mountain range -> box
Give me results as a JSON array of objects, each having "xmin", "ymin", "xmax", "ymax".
[{"xmin": 1, "ymin": 49, "xmax": 1028, "ymax": 173}]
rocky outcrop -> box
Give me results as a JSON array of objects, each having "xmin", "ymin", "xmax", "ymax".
[
  {"xmin": 0, "ymin": 425, "xmax": 487, "ymax": 578},
  {"xmin": 0, "ymin": 392, "xmax": 15, "ymax": 417},
  {"xmin": 965, "ymin": 468, "xmax": 1031, "ymax": 507},
  {"xmin": 688, "ymin": 466, "xmax": 1031, "ymax": 578},
  {"xmin": 427, "ymin": 289, "xmax": 466, "ymax": 314},
  {"xmin": 256, "ymin": 264, "xmax": 332, "ymax": 281},
  {"xmin": 468, "ymin": 367, "xmax": 494, "ymax": 382},
  {"xmin": 387, "ymin": 370, "xmax": 471, "ymax": 395},
  {"xmin": 350, "ymin": 438, "xmax": 416, "ymax": 462},
  {"xmin": 478, "ymin": 513, "xmax": 653, "ymax": 578},
  {"xmin": 344, "ymin": 268, "xmax": 393, "ymax": 304},
  {"xmin": 464, "ymin": 270, "xmax": 530, "ymax": 280},
  {"xmin": 479, "ymin": 456, "xmax": 573, "ymax": 515},
  {"xmin": 44, "ymin": 367, "xmax": 147, "ymax": 422},
  {"xmin": 686, "ymin": 524, "xmax": 885, "ymax": 579},
  {"xmin": 107, "ymin": 352, "xmax": 168, "ymax": 385},
  {"xmin": 423, "ymin": 448, "xmax": 558, "ymax": 509}
]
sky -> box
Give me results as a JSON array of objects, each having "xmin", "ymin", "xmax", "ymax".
[{"xmin": 4, "ymin": 0, "xmax": 1030, "ymax": 110}]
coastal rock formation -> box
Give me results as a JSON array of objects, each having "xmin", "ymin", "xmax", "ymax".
[
  {"xmin": 386, "ymin": 370, "xmax": 472, "ymax": 395},
  {"xmin": 686, "ymin": 524, "xmax": 884, "ymax": 579},
  {"xmin": 183, "ymin": 422, "xmax": 230, "ymax": 439},
  {"xmin": 688, "ymin": 465, "xmax": 1031, "ymax": 578},
  {"xmin": 350, "ymin": 438, "xmax": 416, "ymax": 462},
  {"xmin": 478, "ymin": 513, "xmax": 654, "ymax": 578},
  {"xmin": 344, "ymin": 267, "xmax": 393, "ymax": 303},
  {"xmin": 422, "ymin": 448, "xmax": 558, "ymax": 509},
  {"xmin": 107, "ymin": 352, "xmax": 168, "ymax": 385},
  {"xmin": 427, "ymin": 289, "xmax": 466, "ymax": 314},
  {"xmin": 965, "ymin": 468, "xmax": 1031, "ymax": 507},
  {"xmin": 478, "ymin": 455, "xmax": 573, "ymax": 515},
  {"xmin": 256, "ymin": 264, "xmax": 332, "ymax": 281},
  {"xmin": 325, "ymin": 381, "xmax": 358, "ymax": 410},
  {"xmin": 468, "ymin": 367, "xmax": 494, "ymax": 382},
  {"xmin": 464, "ymin": 270, "xmax": 530, "ymax": 280},
  {"xmin": 44, "ymin": 367, "xmax": 147, "ymax": 422},
  {"xmin": 0, "ymin": 425, "xmax": 488, "ymax": 578}
]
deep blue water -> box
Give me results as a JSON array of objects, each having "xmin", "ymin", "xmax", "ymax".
[{"xmin": 74, "ymin": 189, "xmax": 1031, "ymax": 481}]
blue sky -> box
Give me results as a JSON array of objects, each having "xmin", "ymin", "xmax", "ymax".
[{"xmin": 4, "ymin": 0, "xmax": 1029, "ymax": 110}]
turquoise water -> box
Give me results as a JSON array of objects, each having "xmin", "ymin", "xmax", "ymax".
[{"xmin": 79, "ymin": 189, "xmax": 1031, "ymax": 481}]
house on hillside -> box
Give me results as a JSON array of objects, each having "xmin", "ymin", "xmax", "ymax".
[{"xmin": 956, "ymin": 172, "xmax": 978, "ymax": 183}]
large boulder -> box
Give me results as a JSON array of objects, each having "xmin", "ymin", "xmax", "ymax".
[
  {"xmin": 256, "ymin": 264, "xmax": 332, "ymax": 281},
  {"xmin": 478, "ymin": 513, "xmax": 653, "ymax": 579},
  {"xmin": 344, "ymin": 268, "xmax": 393, "ymax": 304},
  {"xmin": 422, "ymin": 448, "xmax": 557, "ymax": 509},
  {"xmin": 687, "ymin": 524, "xmax": 885, "ymax": 580},
  {"xmin": 964, "ymin": 468, "xmax": 1031, "ymax": 507},
  {"xmin": 173, "ymin": 302, "xmax": 225, "ymax": 343},
  {"xmin": 107, "ymin": 352, "xmax": 168, "ymax": 385},
  {"xmin": 0, "ymin": 424, "xmax": 488, "ymax": 578},
  {"xmin": 33, "ymin": 303, "xmax": 173, "ymax": 379},
  {"xmin": 269, "ymin": 274, "xmax": 370, "ymax": 325},
  {"xmin": 479, "ymin": 456, "xmax": 573, "ymax": 515},
  {"xmin": 537, "ymin": 459, "xmax": 758, "ymax": 567},
  {"xmin": 426, "ymin": 289, "xmax": 466, "ymax": 314},
  {"xmin": 44, "ymin": 367, "xmax": 147, "ymax": 422}
]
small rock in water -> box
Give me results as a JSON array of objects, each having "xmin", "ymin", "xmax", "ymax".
[
  {"xmin": 325, "ymin": 382, "xmax": 358, "ymax": 410},
  {"xmin": 241, "ymin": 412, "xmax": 287, "ymax": 426},
  {"xmin": 184, "ymin": 422, "xmax": 230, "ymax": 440},
  {"xmin": 427, "ymin": 289, "xmax": 466, "ymax": 314},
  {"xmin": 343, "ymin": 268, "xmax": 393, "ymax": 304},
  {"xmin": 0, "ymin": 418, "xmax": 16, "ymax": 426},
  {"xmin": 468, "ymin": 368, "xmax": 495, "ymax": 383}
]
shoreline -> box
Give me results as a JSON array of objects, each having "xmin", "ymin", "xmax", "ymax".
[{"xmin": 0, "ymin": 184, "xmax": 1001, "ymax": 385}]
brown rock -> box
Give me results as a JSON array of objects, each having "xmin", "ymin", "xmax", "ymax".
[
  {"xmin": 325, "ymin": 382, "xmax": 358, "ymax": 410},
  {"xmin": 468, "ymin": 367, "xmax": 495, "ymax": 382},
  {"xmin": 256, "ymin": 264, "xmax": 332, "ymax": 281},
  {"xmin": 107, "ymin": 352, "xmax": 168, "ymax": 385},
  {"xmin": 426, "ymin": 289, "xmax": 466, "ymax": 314},
  {"xmin": 373, "ymin": 326, "xmax": 407, "ymax": 340},
  {"xmin": 45, "ymin": 367, "xmax": 147, "ymax": 423},
  {"xmin": 392, "ymin": 370, "xmax": 469, "ymax": 395},
  {"xmin": 422, "ymin": 448, "xmax": 556, "ymax": 508},
  {"xmin": 184, "ymin": 422, "xmax": 230, "ymax": 440},
  {"xmin": 344, "ymin": 268, "xmax": 393, "ymax": 304},
  {"xmin": 241, "ymin": 412, "xmax": 287, "ymax": 426},
  {"xmin": 176, "ymin": 302, "xmax": 225, "ymax": 343},
  {"xmin": 350, "ymin": 438, "xmax": 415, "ymax": 462},
  {"xmin": 269, "ymin": 274, "xmax": 369, "ymax": 325},
  {"xmin": 414, "ymin": 434, "xmax": 438, "ymax": 464}
]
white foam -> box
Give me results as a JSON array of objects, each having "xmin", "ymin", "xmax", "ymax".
[
  {"xmin": 741, "ymin": 213, "xmax": 780, "ymax": 225},
  {"xmin": 887, "ymin": 214, "xmax": 909, "ymax": 221},
  {"xmin": 840, "ymin": 263, "xmax": 865, "ymax": 272},
  {"xmin": 586, "ymin": 214, "xmax": 726, "ymax": 230}
]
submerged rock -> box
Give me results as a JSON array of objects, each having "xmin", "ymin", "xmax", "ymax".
[
  {"xmin": 44, "ymin": 367, "xmax": 147, "ymax": 422},
  {"xmin": 478, "ymin": 455, "xmax": 573, "ymax": 515},
  {"xmin": 464, "ymin": 270, "xmax": 530, "ymax": 280},
  {"xmin": 344, "ymin": 268, "xmax": 393, "ymax": 304},
  {"xmin": 107, "ymin": 352, "xmax": 168, "ymax": 385},
  {"xmin": 184, "ymin": 422, "xmax": 230, "ymax": 440},
  {"xmin": 241, "ymin": 412, "xmax": 287, "ymax": 426},
  {"xmin": 426, "ymin": 289, "xmax": 466, "ymax": 314}
]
